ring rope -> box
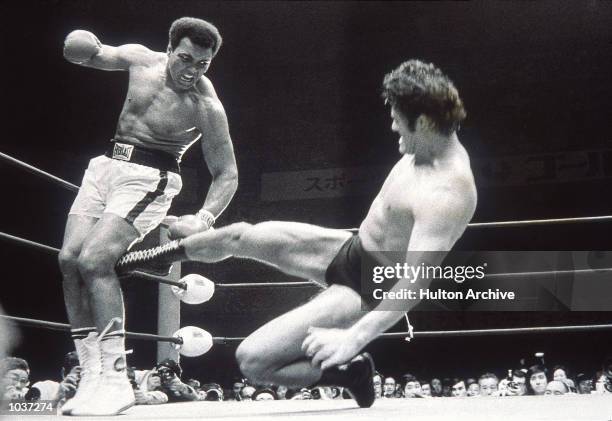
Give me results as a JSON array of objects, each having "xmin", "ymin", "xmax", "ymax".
[
  {"xmin": 3, "ymin": 230, "xmax": 612, "ymax": 286},
  {"xmin": 206, "ymin": 323, "xmax": 612, "ymax": 344},
  {"xmin": 0, "ymin": 231, "xmax": 60, "ymax": 255},
  {"xmin": 3, "ymin": 150, "xmax": 612, "ymax": 230},
  {"xmin": 0, "ymin": 151, "xmax": 79, "ymax": 192},
  {"xmin": 0, "ymin": 314, "xmax": 183, "ymax": 345}
]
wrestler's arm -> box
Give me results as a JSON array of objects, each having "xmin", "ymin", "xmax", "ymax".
[
  {"xmin": 195, "ymin": 79, "xmax": 239, "ymax": 219},
  {"xmin": 347, "ymin": 186, "xmax": 474, "ymax": 350},
  {"xmin": 63, "ymin": 30, "xmax": 154, "ymax": 70}
]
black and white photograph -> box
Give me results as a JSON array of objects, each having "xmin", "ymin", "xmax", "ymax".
[{"xmin": 1, "ymin": 1, "xmax": 612, "ymax": 419}]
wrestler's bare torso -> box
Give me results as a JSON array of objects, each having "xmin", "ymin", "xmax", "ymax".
[
  {"xmin": 113, "ymin": 52, "xmax": 211, "ymax": 158},
  {"xmin": 359, "ymin": 138, "xmax": 477, "ymax": 254}
]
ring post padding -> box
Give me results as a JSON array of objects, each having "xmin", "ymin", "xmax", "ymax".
[{"xmin": 157, "ymin": 217, "xmax": 181, "ymax": 363}]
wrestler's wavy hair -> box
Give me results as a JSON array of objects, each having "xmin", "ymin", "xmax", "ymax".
[
  {"xmin": 169, "ymin": 17, "xmax": 222, "ymax": 57},
  {"xmin": 382, "ymin": 59, "xmax": 466, "ymax": 135}
]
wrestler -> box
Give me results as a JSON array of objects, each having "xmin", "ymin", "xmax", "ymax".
[
  {"xmin": 119, "ymin": 59, "xmax": 476, "ymax": 407},
  {"xmin": 57, "ymin": 17, "xmax": 238, "ymax": 416}
]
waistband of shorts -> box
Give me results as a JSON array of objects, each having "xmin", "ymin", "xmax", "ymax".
[{"xmin": 105, "ymin": 142, "xmax": 180, "ymax": 173}]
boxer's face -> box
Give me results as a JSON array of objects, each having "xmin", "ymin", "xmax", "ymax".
[{"xmin": 168, "ymin": 37, "xmax": 213, "ymax": 89}]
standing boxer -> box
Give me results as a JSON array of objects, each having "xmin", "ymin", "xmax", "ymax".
[{"xmin": 58, "ymin": 17, "xmax": 238, "ymax": 416}]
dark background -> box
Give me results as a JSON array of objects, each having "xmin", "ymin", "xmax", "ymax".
[{"xmin": 1, "ymin": 1, "xmax": 611, "ymax": 386}]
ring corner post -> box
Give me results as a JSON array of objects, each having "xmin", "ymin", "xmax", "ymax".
[{"xmin": 157, "ymin": 221, "xmax": 181, "ymax": 363}]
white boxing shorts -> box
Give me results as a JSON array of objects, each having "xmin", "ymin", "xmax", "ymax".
[{"xmin": 69, "ymin": 155, "xmax": 182, "ymax": 238}]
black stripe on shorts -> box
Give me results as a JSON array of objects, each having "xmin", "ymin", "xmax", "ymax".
[{"xmin": 125, "ymin": 170, "xmax": 169, "ymax": 224}]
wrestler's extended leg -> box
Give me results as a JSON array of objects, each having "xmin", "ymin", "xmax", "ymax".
[
  {"xmin": 183, "ymin": 221, "xmax": 353, "ymax": 282},
  {"xmin": 58, "ymin": 214, "xmax": 98, "ymax": 329},
  {"xmin": 236, "ymin": 284, "xmax": 363, "ymax": 387}
]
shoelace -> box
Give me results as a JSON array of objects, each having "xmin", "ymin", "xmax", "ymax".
[
  {"xmin": 97, "ymin": 317, "xmax": 133, "ymax": 356},
  {"xmin": 404, "ymin": 313, "xmax": 414, "ymax": 342},
  {"xmin": 116, "ymin": 240, "xmax": 180, "ymax": 269}
]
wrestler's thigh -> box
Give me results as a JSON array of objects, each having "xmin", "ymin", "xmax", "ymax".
[
  {"xmin": 239, "ymin": 221, "xmax": 353, "ymax": 282},
  {"xmin": 238, "ymin": 284, "xmax": 365, "ymax": 367}
]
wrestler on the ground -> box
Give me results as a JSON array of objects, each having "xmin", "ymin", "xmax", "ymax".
[
  {"xmin": 120, "ymin": 59, "xmax": 476, "ymax": 407},
  {"xmin": 57, "ymin": 17, "xmax": 238, "ymax": 416}
]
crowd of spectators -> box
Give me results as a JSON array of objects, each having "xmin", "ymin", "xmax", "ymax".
[{"xmin": 2, "ymin": 353, "xmax": 611, "ymax": 409}]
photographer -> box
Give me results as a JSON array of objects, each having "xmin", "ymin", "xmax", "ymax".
[
  {"xmin": 595, "ymin": 357, "xmax": 612, "ymax": 394},
  {"xmin": 26, "ymin": 351, "xmax": 81, "ymax": 406},
  {"xmin": 151, "ymin": 359, "xmax": 199, "ymax": 402}
]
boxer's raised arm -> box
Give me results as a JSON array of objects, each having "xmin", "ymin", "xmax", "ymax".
[{"xmin": 63, "ymin": 30, "xmax": 153, "ymax": 71}]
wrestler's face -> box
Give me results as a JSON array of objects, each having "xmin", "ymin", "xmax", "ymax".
[
  {"xmin": 168, "ymin": 37, "xmax": 213, "ymax": 90},
  {"xmin": 390, "ymin": 106, "xmax": 417, "ymax": 155}
]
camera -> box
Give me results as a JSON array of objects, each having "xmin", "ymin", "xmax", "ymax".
[{"xmin": 157, "ymin": 367, "xmax": 175, "ymax": 385}]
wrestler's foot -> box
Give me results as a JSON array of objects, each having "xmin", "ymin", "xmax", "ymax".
[
  {"xmin": 319, "ymin": 352, "xmax": 375, "ymax": 408},
  {"xmin": 343, "ymin": 353, "xmax": 376, "ymax": 408}
]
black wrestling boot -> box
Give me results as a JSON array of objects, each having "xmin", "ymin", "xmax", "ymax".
[
  {"xmin": 115, "ymin": 240, "xmax": 188, "ymax": 276},
  {"xmin": 318, "ymin": 352, "xmax": 376, "ymax": 408}
]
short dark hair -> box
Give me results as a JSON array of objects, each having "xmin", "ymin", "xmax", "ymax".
[
  {"xmin": 0, "ymin": 357, "xmax": 29, "ymax": 374},
  {"xmin": 169, "ymin": 17, "xmax": 222, "ymax": 56},
  {"xmin": 382, "ymin": 59, "xmax": 466, "ymax": 135}
]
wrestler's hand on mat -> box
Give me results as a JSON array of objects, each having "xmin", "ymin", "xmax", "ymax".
[
  {"xmin": 302, "ymin": 327, "xmax": 363, "ymax": 371},
  {"xmin": 168, "ymin": 214, "xmax": 210, "ymax": 239}
]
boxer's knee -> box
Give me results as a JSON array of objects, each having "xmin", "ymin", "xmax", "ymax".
[
  {"xmin": 77, "ymin": 247, "xmax": 120, "ymax": 282},
  {"xmin": 58, "ymin": 247, "xmax": 80, "ymax": 278},
  {"xmin": 235, "ymin": 341, "xmax": 270, "ymax": 384}
]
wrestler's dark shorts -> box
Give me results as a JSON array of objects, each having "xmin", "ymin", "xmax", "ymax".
[{"xmin": 325, "ymin": 234, "xmax": 366, "ymax": 294}]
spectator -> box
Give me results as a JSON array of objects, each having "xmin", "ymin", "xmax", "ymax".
[
  {"xmin": 252, "ymin": 388, "xmax": 277, "ymax": 401},
  {"xmin": 466, "ymin": 378, "xmax": 480, "ymax": 397},
  {"xmin": 1, "ymin": 357, "xmax": 30, "ymax": 401},
  {"xmin": 202, "ymin": 383, "xmax": 224, "ymax": 401},
  {"xmin": 241, "ymin": 385, "xmax": 256, "ymax": 401},
  {"xmin": 403, "ymin": 374, "xmax": 421, "ymax": 398},
  {"xmin": 505, "ymin": 369, "xmax": 527, "ymax": 396},
  {"xmin": 430, "ymin": 378, "xmax": 443, "ymax": 397},
  {"xmin": 373, "ymin": 372, "xmax": 383, "ymax": 399},
  {"xmin": 576, "ymin": 373, "xmax": 593, "ymax": 394},
  {"xmin": 420, "ymin": 381, "xmax": 431, "ymax": 397},
  {"xmin": 26, "ymin": 351, "xmax": 80, "ymax": 406},
  {"xmin": 230, "ymin": 379, "xmax": 245, "ymax": 401},
  {"xmin": 527, "ymin": 365, "xmax": 548, "ymax": 396},
  {"xmin": 545, "ymin": 380, "xmax": 570, "ymax": 396},
  {"xmin": 478, "ymin": 373, "xmax": 499, "ymax": 397},
  {"xmin": 552, "ymin": 365, "xmax": 569, "ymax": 382},
  {"xmin": 275, "ymin": 385, "xmax": 288, "ymax": 400},
  {"xmin": 153, "ymin": 359, "xmax": 200, "ymax": 402},
  {"xmin": 187, "ymin": 379, "xmax": 206, "ymax": 400},
  {"xmin": 133, "ymin": 367, "xmax": 168, "ymax": 405},
  {"xmin": 441, "ymin": 378, "xmax": 452, "ymax": 397},
  {"xmin": 451, "ymin": 378, "xmax": 467, "ymax": 397},
  {"xmin": 290, "ymin": 388, "xmax": 311, "ymax": 400},
  {"xmin": 383, "ymin": 377, "xmax": 396, "ymax": 398}
]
